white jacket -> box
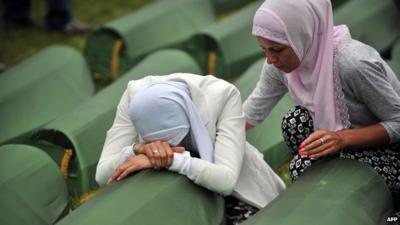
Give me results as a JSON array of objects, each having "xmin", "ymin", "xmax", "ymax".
[{"xmin": 96, "ymin": 73, "xmax": 285, "ymax": 208}]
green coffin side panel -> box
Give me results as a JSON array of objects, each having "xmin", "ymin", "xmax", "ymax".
[
  {"xmin": 331, "ymin": 0, "xmax": 350, "ymax": 9},
  {"xmin": 0, "ymin": 46, "xmax": 94, "ymax": 145},
  {"xmin": 84, "ymin": 0, "xmax": 215, "ymax": 77},
  {"xmin": 31, "ymin": 50, "xmax": 202, "ymax": 196},
  {"xmin": 386, "ymin": 60, "xmax": 400, "ymax": 80},
  {"xmin": 209, "ymin": 0, "xmax": 258, "ymax": 14},
  {"xmin": 0, "ymin": 144, "xmax": 68, "ymax": 225},
  {"xmin": 391, "ymin": 39, "xmax": 400, "ymax": 62},
  {"xmin": 243, "ymin": 158, "xmax": 393, "ymax": 225},
  {"xmin": 334, "ymin": 0, "xmax": 399, "ymax": 55},
  {"xmin": 56, "ymin": 170, "xmax": 223, "ymax": 225},
  {"xmin": 185, "ymin": 1, "xmax": 263, "ymax": 80},
  {"xmin": 235, "ymin": 58, "xmax": 293, "ymax": 170}
]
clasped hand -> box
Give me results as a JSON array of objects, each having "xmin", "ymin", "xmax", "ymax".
[
  {"xmin": 108, "ymin": 141, "xmax": 185, "ymax": 184},
  {"xmin": 135, "ymin": 140, "xmax": 185, "ymax": 169},
  {"xmin": 299, "ymin": 130, "xmax": 343, "ymax": 159}
]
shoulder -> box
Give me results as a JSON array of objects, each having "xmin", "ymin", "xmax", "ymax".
[
  {"xmin": 125, "ymin": 73, "xmax": 239, "ymax": 100},
  {"xmin": 336, "ymin": 39, "xmax": 391, "ymax": 85}
]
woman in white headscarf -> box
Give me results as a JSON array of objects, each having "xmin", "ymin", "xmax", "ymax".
[
  {"xmin": 244, "ymin": 0, "xmax": 400, "ymax": 209},
  {"xmin": 96, "ymin": 73, "xmax": 285, "ymax": 225}
]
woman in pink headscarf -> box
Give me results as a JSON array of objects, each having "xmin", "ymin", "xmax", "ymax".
[{"xmin": 244, "ymin": 0, "xmax": 400, "ymax": 208}]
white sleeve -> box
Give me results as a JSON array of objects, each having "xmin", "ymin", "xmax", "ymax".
[
  {"xmin": 95, "ymin": 87, "xmax": 140, "ymax": 186},
  {"xmin": 168, "ymin": 151, "xmax": 196, "ymax": 180},
  {"xmin": 168, "ymin": 87, "xmax": 245, "ymax": 195},
  {"xmin": 117, "ymin": 145, "xmax": 136, "ymax": 166}
]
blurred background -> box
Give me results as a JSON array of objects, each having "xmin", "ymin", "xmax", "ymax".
[{"xmin": 0, "ymin": 0, "xmax": 153, "ymax": 70}]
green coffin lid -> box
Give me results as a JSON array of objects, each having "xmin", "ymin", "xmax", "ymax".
[
  {"xmin": 389, "ymin": 39, "xmax": 400, "ymax": 79},
  {"xmin": 209, "ymin": 0, "xmax": 258, "ymax": 14},
  {"xmin": 0, "ymin": 45, "xmax": 94, "ymax": 145},
  {"xmin": 391, "ymin": 39, "xmax": 400, "ymax": 62},
  {"xmin": 334, "ymin": 0, "xmax": 399, "ymax": 55},
  {"xmin": 331, "ymin": 0, "xmax": 350, "ymax": 9},
  {"xmin": 56, "ymin": 170, "xmax": 223, "ymax": 225},
  {"xmin": 84, "ymin": 0, "xmax": 215, "ymax": 78},
  {"xmin": 385, "ymin": 60, "xmax": 400, "ymax": 80},
  {"xmin": 243, "ymin": 158, "xmax": 393, "ymax": 225},
  {"xmin": 185, "ymin": 1, "xmax": 263, "ymax": 80},
  {"xmin": 31, "ymin": 50, "xmax": 202, "ymax": 196},
  {"xmin": 235, "ymin": 58, "xmax": 293, "ymax": 170},
  {"xmin": 0, "ymin": 144, "xmax": 68, "ymax": 225}
]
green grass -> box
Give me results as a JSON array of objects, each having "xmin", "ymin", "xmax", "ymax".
[{"xmin": 0, "ymin": 0, "xmax": 153, "ymax": 68}]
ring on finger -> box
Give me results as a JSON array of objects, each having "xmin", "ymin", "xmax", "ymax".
[
  {"xmin": 152, "ymin": 149, "xmax": 159, "ymax": 154},
  {"xmin": 319, "ymin": 138, "xmax": 325, "ymax": 146}
]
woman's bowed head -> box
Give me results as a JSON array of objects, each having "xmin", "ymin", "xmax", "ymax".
[
  {"xmin": 107, "ymin": 81, "xmax": 214, "ymax": 183},
  {"xmin": 256, "ymin": 37, "xmax": 300, "ymax": 74}
]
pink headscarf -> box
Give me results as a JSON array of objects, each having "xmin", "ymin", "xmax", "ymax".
[{"xmin": 252, "ymin": 0, "xmax": 350, "ymax": 131}]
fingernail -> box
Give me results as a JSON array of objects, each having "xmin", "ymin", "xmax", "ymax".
[{"xmin": 299, "ymin": 148, "xmax": 305, "ymax": 152}]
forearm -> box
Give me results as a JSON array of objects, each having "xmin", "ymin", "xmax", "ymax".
[
  {"xmin": 337, "ymin": 124, "xmax": 390, "ymax": 149},
  {"xmin": 133, "ymin": 143, "xmax": 145, "ymax": 154},
  {"xmin": 169, "ymin": 152, "xmax": 239, "ymax": 195}
]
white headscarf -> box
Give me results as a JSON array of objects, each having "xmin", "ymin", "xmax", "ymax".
[
  {"xmin": 252, "ymin": 0, "xmax": 350, "ymax": 131},
  {"xmin": 129, "ymin": 81, "xmax": 214, "ymax": 162}
]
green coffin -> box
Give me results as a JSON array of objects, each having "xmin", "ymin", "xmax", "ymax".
[
  {"xmin": 84, "ymin": 0, "xmax": 215, "ymax": 78},
  {"xmin": 0, "ymin": 144, "xmax": 68, "ymax": 225},
  {"xmin": 185, "ymin": 1, "xmax": 263, "ymax": 80},
  {"xmin": 334, "ymin": 0, "xmax": 400, "ymax": 55},
  {"xmin": 243, "ymin": 158, "xmax": 393, "ymax": 225},
  {"xmin": 56, "ymin": 170, "xmax": 223, "ymax": 225},
  {"xmin": 393, "ymin": 0, "xmax": 400, "ymax": 10},
  {"xmin": 386, "ymin": 60, "xmax": 400, "ymax": 80},
  {"xmin": 209, "ymin": 0, "xmax": 258, "ymax": 14},
  {"xmin": 0, "ymin": 46, "xmax": 94, "ymax": 145},
  {"xmin": 30, "ymin": 50, "xmax": 202, "ymax": 196},
  {"xmin": 331, "ymin": 0, "xmax": 350, "ymax": 9},
  {"xmin": 391, "ymin": 40, "xmax": 400, "ymax": 62},
  {"xmin": 235, "ymin": 58, "xmax": 293, "ymax": 170}
]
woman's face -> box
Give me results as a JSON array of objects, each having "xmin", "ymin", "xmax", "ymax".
[{"xmin": 256, "ymin": 36, "xmax": 300, "ymax": 73}]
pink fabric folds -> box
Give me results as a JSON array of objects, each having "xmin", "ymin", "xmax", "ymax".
[{"xmin": 253, "ymin": 0, "xmax": 350, "ymax": 131}]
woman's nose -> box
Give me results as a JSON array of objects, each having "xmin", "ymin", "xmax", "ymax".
[{"xmin": 266, "ymin": 53, "xmax": 278, "ymax": 64}]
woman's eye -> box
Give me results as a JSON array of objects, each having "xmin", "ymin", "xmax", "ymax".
[
  {"xmin": 271, "ymin": 48, "xmax": 284, "ymax": 53},
  {"xmin": 261, "ymin": 47, "xmax": 285, "ymax": 54}
]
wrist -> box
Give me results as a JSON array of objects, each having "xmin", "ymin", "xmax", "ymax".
[
  {"xmin": 335, "ymin": 130, "xmax": 348, "ymax": 149},
  {"xmin": 133, "ymin": 144, "xmax": 144, "ymax": 154}
]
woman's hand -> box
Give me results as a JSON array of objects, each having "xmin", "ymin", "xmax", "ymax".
[
  {"xmin": 108, "ymin": 154, "xmax": 151, "ymax": 184},
  {"xmin": 136, "ymin": 141, "xmax": 185, "ymax": 169},
  {"xmin": 299, "ymin": 130, "xmax": 343, "ymax": 159}
]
